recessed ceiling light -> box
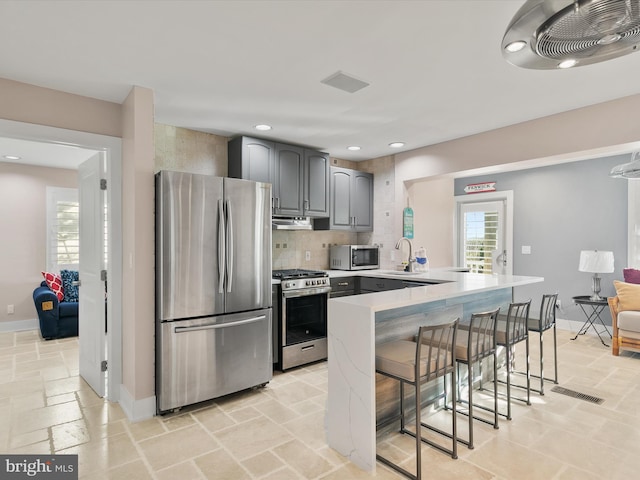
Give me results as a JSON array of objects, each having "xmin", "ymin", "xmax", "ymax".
[
  {"xmin": 388, "ymin": 142, "xmax": 405, "ymax": 148},
  {"xmin": 3, "ymin": 155, "xmax": 21, "ymax": 160},
  {"xmin": 347, "ymin": 146, "xmax": 361, "ymax": 151},
  {"xmin": 558, "ymin": 59, "xmax": 577, "ymax": 69},
  {"xmin": 505, "ymin": 40, "xmax": 527, "ymax": 53},
  {"xmin": 254, "ymin": 124, "xmax": 272, "ymax": 131}
]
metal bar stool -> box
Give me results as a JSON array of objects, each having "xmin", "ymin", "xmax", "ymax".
[
  {"xmin": 527, "ymin": 294, "xmax": 559, "ymax": 395},
  {"xmin": 455, "ymin": 308, "xmax": 500, "ymax": 449},
  {"xmin": 375, "ymin": 318, "xmax": 459, "ymax": 480},
  {"xmin": 496, "ymin": 300, "xmax": 531, "ymax": 420}
]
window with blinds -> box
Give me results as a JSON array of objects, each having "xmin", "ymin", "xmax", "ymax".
[
  {"xmin": 56, "ymin": 200, "xmax": 80, "ymax": 265},
  {"xmin": 463, "ymin": 210, "xmax": 499, "ymax": 274},
  {"xmin": 46, "ymin": 187, "xmax": 79, "ymax": 271}
]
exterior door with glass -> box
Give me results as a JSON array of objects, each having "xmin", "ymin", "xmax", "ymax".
[{"xmin": 456, "ymin": 192, "xmax": 513, "ymax": 275}]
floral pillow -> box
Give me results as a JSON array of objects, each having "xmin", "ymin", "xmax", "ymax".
[
  {"xmin": 60, "ymin": 269, "xmax": 79, "ymax": 302},
  {"xmin": 41, "ymin": 271, "xmax": 64, "ymax": 301}
]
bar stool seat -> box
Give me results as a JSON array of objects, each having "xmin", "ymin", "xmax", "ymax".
[
  {"xmin": 375, "ymin": 318, "xmax": 459, "ymax": 480},
  {"xmin": 377, "ymin": 341, "xmax": 451, "ymax": 381}
]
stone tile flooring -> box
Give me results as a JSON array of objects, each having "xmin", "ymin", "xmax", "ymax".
[{"xmin": 1, "ymin": 328, "xmax": 639, "ymax": 479}]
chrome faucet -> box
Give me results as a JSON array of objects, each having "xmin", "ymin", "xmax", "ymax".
[{"xmin": 395, "ymin": 237, "xmax": 416, "ymax": 272}]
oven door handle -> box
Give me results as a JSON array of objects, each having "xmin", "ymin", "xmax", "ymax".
[{"xmin": 282, "ymin": 287, "xmax": 331, "ymax": 299}]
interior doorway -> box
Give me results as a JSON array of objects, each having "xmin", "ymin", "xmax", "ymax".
[{"xmin": 0, "ymin": 119, "xmax": 122, "ymax": 402}]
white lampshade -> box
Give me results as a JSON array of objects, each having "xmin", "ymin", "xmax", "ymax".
[{"xmin": 578, "ymin": 250, "xmax": 614, "ymax": 274}]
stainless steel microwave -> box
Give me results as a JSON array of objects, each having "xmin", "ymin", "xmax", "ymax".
[{"xmin": 330, "ymin": 245, "xmax": 380, "ymax": 270}]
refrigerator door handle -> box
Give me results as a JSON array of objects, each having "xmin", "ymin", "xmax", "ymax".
[
  {"xmin": 174, "ymin": 315, "xmax": 266, "ymax": 333},
  {"xmin": 226, "ymin": 199, "xmax": 234, "ymax": 293},
  {"xmin": 218, "ymin": 199, "xmax": 226, "ymax": 294}
]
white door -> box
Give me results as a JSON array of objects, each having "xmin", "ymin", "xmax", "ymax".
[
  {"xmin": 78, "ymin": 153, "xmax": 106, "ymax": 396},
  {"xmin": 455, "ymin": 191, "xmax": 513, "ymax": 275}
]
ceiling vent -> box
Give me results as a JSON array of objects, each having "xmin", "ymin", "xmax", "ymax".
[
  {"xmin": 321, "ymin": 71, "xmax": 370, "ymax": 93},
  {"xmin": 502, "ymin": 0, "xmax": 640, "ymax": 69}
]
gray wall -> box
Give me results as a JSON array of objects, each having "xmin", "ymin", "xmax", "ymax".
[{"xmin": 455, "ymin": 155, "xmax": 628, "ymax": 324}]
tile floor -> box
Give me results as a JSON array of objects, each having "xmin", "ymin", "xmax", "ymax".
[{"xmin": 1, "ymin": 328, "xmax": 639, "ymax": 479}]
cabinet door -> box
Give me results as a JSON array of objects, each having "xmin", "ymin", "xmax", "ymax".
[
  {"xmin": 353, "ymin": 171, "xmax": 373, "ymax": 231},
  {"xmin": 228, "ymin": 137, "xmax": 274, "ymax": 184},
  {"xmin": 329, "ymin": 167, "xmax": 353, "ymax": 230},
  {"xmin": 359, "ymin": 277, "xmax": 403, "ymax": 292},
  {"xmin": 274, "ymin": 143, "xmax": 304, "ymax": 216},
  {"xmin": 304, "ymin": 149, "xmax": 330, "ymax": 217}
]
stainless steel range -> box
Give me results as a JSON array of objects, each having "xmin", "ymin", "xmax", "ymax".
[{"xmin": 273, "ymin": 269, "xmax": 330, "ymax": 371}]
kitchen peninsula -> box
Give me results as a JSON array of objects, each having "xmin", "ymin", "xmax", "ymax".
[{"xmin": 325, "ymin": 270, "xmax": 544, "ymax": 472}]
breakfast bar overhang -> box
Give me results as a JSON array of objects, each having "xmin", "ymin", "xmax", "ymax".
[{"xmin": 325, "ymin": 271, "xmax": 544, "ymax": 472}]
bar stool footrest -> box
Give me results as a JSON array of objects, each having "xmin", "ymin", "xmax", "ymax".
[{"xmin": 377, "ymin": 453, "xmax": 417, "ymax": 480}]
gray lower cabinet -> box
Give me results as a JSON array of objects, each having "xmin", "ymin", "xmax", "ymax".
[
  {"xmin": 329, "ymin": 275, "xmax": 438, "ymax": 297},
  {"xmin": 359, "ymin": 276, "xmax": 403, "ymax": 294},
  {"xmin": 316, "ymin": 166, "xmax": 373, "ymax": 232},
  {"xmin": 329, "ymin": 277, "xmax": 357, "ymax": 298},
  {"xmin": 228, "ymin": 136, "xmax": 329, "ymax": 218}
]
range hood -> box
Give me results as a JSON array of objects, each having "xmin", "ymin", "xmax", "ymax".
[
  {"xmin": 502, "ymin": 0, "xmax": 640, "ymax": 69},
  {"xmin": 272, "ymin": 216, "xmax": 313, "ymax": 230}
]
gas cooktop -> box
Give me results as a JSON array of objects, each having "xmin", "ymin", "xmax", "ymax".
[{"xmin": 272, "ymin": 269, "xmax": 328, "ymax": 280}]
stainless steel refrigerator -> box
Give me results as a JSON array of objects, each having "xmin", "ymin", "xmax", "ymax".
[{"xmin": 155, "ymin": 171, "xmax": 272, "ymax": 413}]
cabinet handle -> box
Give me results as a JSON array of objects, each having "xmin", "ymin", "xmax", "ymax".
[{"xmin": 304, "ymin": 199, "xmax": 309, "ymax": 211}]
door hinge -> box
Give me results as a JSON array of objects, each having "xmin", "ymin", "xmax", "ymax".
[
  {"xmin": 101, "ymin": 270, "xmax": 107, "ymax": 282},
  {"xmin": 100, "ymin": 178, "xmax": 107, "ymax": 190},
  {"xmin": 101, "ymin": 360, "xmax": 108, "ymax": 372}
]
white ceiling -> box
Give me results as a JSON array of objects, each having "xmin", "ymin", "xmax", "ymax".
[{"xmin": 2, "ymin": 0, "xmax": 640, "ymax": 167}]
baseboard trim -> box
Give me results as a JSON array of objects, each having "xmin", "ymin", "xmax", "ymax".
[
  {"xmin": 0, "ymin": 318, "xmax": 39, "ymax": 332},
  {"xmin": 119, "ymin": 384, "xmax": 156, "ymax": 422},
  {"xmin": 556, "ymin": 317, "xmax": 611, "ymax": 335}
]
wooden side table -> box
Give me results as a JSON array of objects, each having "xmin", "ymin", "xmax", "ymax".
[{"xmin": 571, "ymin": 296, "xmax": 612, "ymax": 347}]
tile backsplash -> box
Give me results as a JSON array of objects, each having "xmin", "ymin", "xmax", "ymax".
[{"xmin": 272, "ymin": 229, "xmax": 357, "ymax": 270}]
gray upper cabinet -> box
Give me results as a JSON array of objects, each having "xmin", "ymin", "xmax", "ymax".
[
  {"xmin": 317, "ymin": 166, "xmax": 373, "ymax": 231},
  {"xmin": 352, "ymin": 170, "xmax": 373, "ymax": 231},
  {"xmin": 228, "ymin": 136, "xmax": 273, "ymax": 184},
  {"xmin": 304, "ymin": 149, "xmax": 330, "ymax": 217},
  {"xmin": 274, "ymin": 143, "xmax": 304, "ymax": 215},
  {"xmin": 228, "ymin": 136, "xmax": 330, "ymax": 218}
]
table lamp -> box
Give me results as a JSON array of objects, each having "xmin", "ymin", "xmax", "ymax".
[{"xmin": 579, "ymin": 250, "xmax": 614, "ymax": 301}]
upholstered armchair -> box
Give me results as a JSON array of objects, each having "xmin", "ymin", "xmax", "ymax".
[{"xmin": 608, "ymin": 280, "xmax": 640, "ymax": 356}]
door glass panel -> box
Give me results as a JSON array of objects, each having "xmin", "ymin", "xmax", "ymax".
[{"xmin": 459, "ymin": 201, "xmax": 504, "ymax": 274}]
